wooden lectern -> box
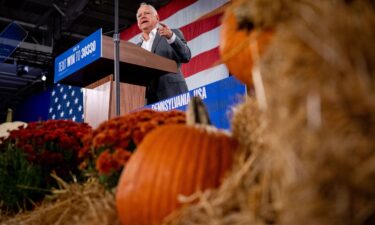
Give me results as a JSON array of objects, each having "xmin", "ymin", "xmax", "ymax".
[{"xmin": 55, "ymin": 31, "xmax": 177, "ymax": 128}]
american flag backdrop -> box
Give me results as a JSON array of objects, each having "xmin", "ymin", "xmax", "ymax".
[
  {"xmin": 48, "ymin": 83, "xmax": 84, "ymax": 122},
  {"xmin": 49, "ymin": 0, "xmax": 229, "ymax": 121}
]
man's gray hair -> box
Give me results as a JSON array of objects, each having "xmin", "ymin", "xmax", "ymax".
[{"xmin": 139, "ymin": 2, "xmax": 158, "ymax": 16}]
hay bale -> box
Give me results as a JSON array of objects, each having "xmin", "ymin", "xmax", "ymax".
[
  {"xmin": 165, "ymin": 0, "xmax": 375, "ymax": 225},
  {"xmin": 261, "ymin": 1, "xmax": 375, "ymax": 224},
  {"xmin": 1, "ymin": 178, "xmax": 119, "ymax": 225}
]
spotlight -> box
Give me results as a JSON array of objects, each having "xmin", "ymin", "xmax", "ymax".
[
  {"xmin": 41, "ymin": 72, "xmax": 47, "ymax": 91},
  {"xmin": 41, "ymin": 71, "xmax": 48, "ymax": 82}
]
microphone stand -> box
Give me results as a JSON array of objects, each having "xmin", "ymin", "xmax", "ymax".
[{"xmin": 113, "ymin": 0, "xmax": 120, "ymax": 116}]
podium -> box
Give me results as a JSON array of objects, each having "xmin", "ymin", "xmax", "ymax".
[{"xmin": 54, "ymin": 29, "xmax": 177, "ymax": 128}]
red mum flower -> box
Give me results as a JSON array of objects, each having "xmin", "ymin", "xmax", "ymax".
[
  {"xmin": 96, "ymin": 150, "xmax": 113, "ymax": 175},
  {"xmin": 113, "ymin": 148, "xmax": 132, "ymax": 166}
]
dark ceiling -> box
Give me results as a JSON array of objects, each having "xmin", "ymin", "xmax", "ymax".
[{"xmin": 0, "ymin": 0, "xmax": 170, "ymax": 115}]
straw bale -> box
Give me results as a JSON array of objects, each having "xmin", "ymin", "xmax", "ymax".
[
  {"xmin": 261, "ymin": 1, "xmax": 375, "ymax": 224},
  {"xmin": 1, "ymin": 178, "xmax": 119, "ymax": 225},
  {"xmin": 165, "ymin": 0, "xmax": 375, "ymax": 225}
]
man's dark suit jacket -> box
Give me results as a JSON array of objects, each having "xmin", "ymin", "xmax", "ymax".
[{"xmin": 137, "ymin": 29, "xmax": 191, "ymax": 104}]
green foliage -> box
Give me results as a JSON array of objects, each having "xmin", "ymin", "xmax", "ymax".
[
  {"xmin": 0, "ymin": 145, "xmax": 44, "ymax": 211},
  {"xmin": 98, "ymin": 168, "xmax": 123, "ymax": 190}
]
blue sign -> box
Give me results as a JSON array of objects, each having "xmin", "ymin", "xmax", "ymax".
[
  {"xmin": 145, "ymin": 76, "xmax": 247, "ymax": 130},
  {"xmin": 54, "ymin": 29, "xmax": 102, "ymax": 83}
]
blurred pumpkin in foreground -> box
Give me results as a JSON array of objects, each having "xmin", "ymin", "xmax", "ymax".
[
  {"xmin": 116, "ymin": 97, "xmax": 237, "ymax": 225},
  {"xmin": 220, "ymin": 0, "xmax": 274, "ymax": 87}
]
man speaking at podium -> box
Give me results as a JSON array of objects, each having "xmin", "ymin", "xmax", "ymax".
[{"xmin": 136, "ymin": 2, "xmax": 191, "ymax": 104}]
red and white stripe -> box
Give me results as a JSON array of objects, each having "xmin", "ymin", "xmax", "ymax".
[{"xmin": 120, "ymin": 0, "xmax": 230, "ymax": 90}]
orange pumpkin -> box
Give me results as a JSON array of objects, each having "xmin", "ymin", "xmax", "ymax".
[
  {"xmin": 116, "ymin": 97, "xmax": 237, "ymax": 225},
  {"xmin": 220, "ymin": 3, "xmax": 274, "ymax": 87}
]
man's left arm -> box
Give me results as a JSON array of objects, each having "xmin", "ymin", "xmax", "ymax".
[{"xmin": 168, "ymin": 29, "xmax": 191, "ymax": 63}]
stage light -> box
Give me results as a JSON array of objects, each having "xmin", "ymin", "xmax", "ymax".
[{"xmin": 41, "ymin": 75, "xmax": 47, "ymax": 81}]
